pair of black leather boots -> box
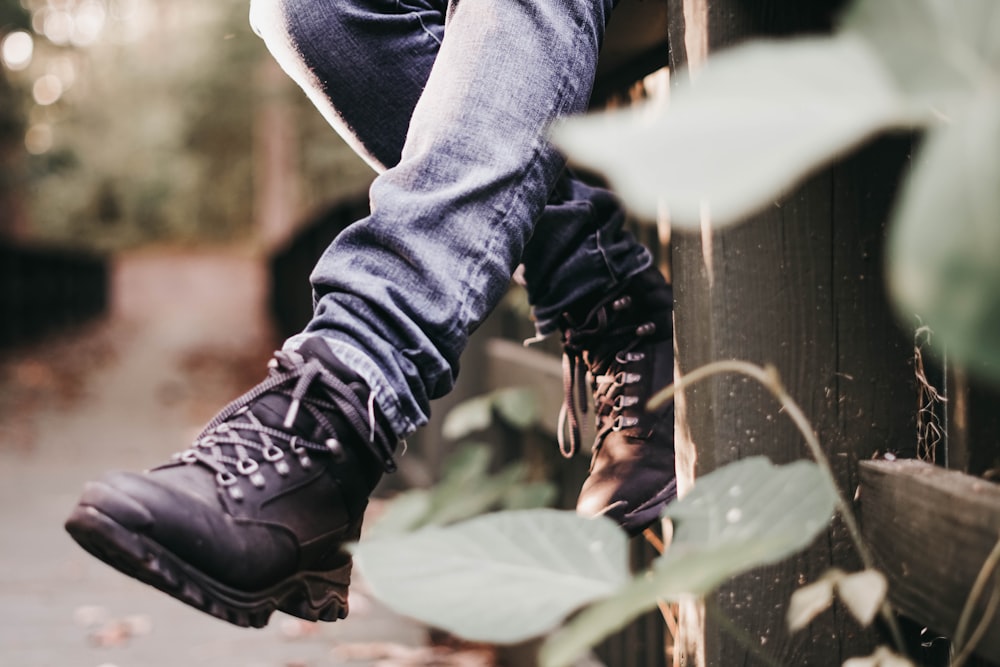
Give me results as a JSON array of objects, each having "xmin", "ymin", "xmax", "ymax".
[{"xmin": 65, "ymin": 266, "xmax": 676, "ymax": 628}]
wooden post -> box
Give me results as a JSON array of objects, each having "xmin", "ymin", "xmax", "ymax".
[{"xmin": 667, "ymin": 1, "xmax": 917, "ymax": 664}]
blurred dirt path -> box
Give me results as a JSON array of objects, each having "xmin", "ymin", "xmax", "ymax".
[{"xmin": 0, "ymin": 247, "xmax": 430, "ymax": 667}]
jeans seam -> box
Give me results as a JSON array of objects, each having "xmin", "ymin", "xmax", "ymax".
[
  {"xmin": 395, "ymin": 0, "xmax": 443, "ymax": 45},
  {"xmin": 452, "ymin": 11, "xmax": 590, "ymax": 345}
]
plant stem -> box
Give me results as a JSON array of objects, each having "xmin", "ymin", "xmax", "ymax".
[
  {"xmin": 950, "ymin": 583, "xmax": 1000, "ymax": 667},
  {"xmin": 643, "ymin": 527, "xmax": 666, "ymax": 555},
  {"xmin": 648, "ymin": 359, "xmax": 907, "ymax": 654},
  {"xmin": 642, "ymin": 529, "xmax": 681, "ymax": 643},
  {"xmin": 951, "ymin": 533, "xmax": 1000, "ymax": 665}
]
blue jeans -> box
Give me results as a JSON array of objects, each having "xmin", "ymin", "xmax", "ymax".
[{"xmin": 250, "ymin": 0, "xmax": 651, "ymax": 438}]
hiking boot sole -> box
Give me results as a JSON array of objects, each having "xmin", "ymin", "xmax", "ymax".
[{"xmin": 64, "ymin": 504, "xmax": 351, "ymax": 628}]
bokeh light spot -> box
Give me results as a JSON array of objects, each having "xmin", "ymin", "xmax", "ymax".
[
  {"xmin": 2, "ymin": 31, "xmax": 34, "ymax": 71},
  {"xmin": 33, "ymin": 74, "xmax": 64, "ymax": 105},
  {"xmin": 25, "ymin": 123, "xmax": 54, "ymax": 155}
]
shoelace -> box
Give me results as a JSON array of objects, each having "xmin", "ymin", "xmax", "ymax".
[
  {"xmin": 558, "ymin": 294, "xmax": 657, "ymax": 458},
  {"xmin": 173, "ymin": 349, "xmax": 395, "ymax": 500}
]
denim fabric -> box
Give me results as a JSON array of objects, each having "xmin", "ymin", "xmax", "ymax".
[{"xmin": 250, "ymin": 0, "xmax": 651, "ymax": 437}]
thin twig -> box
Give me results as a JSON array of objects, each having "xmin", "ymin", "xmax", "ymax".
[
  {"xmin": 643, "ymin": 527, "xmax": 666, "ymax": 554},
  {"xmin": 642, "ymin": 528, "xmax": 681, "ymax": 641},
  {"xmin": 648, "ymin": 359, "xmax": 907, "ymax": 654},
  {"xmin": 950, "ymin": 582, "xmax": 1000, "ymax": 667},
  {"xmin": 952, "ymin": 533, "xmax": 1000, "ymax": 661},
  {"xmin": 657, "ymin": 600, "xmax": 681, "ymax": 643}
]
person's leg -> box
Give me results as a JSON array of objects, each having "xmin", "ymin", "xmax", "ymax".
[
  {"xmin": 254, "ymin": 0, "xmax": 675, "ymax": 532},
  {"xmin": 523, "ymin": 178, "xmax": 676, "ymax": 534},
  {"xmin": 67, "ymin": 0, "xmax": 669, "ymax": 630},
  {"xmin": 290, "ymin": 0, "xmax": 620, "ymax": 439},
  {"xmin": 248, "ymin": 0, "xmax": 443, "ymax": 173}
]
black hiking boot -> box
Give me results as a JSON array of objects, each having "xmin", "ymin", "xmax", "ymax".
[
  {"xmin": 558, "ymin": 265, "xmax": 676, "ymax": 535},
  {"xmin": 64, "ymin": 337, "xmax": 396, "ymax": 628}
]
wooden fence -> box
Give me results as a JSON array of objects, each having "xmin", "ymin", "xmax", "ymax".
[
  {"xmin": 0, "ymin": 241, "xmax": 108, "ymax": 348},
  {"xmin": 666, "ymin": 1, "xmax": 1000, "ymax": 665}
]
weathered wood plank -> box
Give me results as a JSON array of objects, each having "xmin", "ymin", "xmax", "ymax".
[
  {"xmin": 593, "ymin": 0, "xmax": 670, "ymax": 105},
  {"xmin": 860, "ymin": 459, "xmax": 1000, "ymax": 664},
  {"xmin": 666, "ymin": 1, "xmax": 915, "ymax": 664}
]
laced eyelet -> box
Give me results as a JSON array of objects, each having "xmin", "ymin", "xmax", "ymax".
[
  {"xmin": 636, "ymin": 322, "xmax": 656, "ymax": 336},
  {"xmin": 614, "ymin": 371, "xmax": 641, "ymax": 386},
  {"xmin": 613, "ymin": 395, "xmax": 640, "ymax": 410},
  {"xmin": 612, "ymin": 415, "xmax": 639, "ymax": 431},
  {"xmin": 263, "ymin": 445, "xmax": 289, "ymax": 476},
  {"xmin": 289, "ymin": 437, "xmax": 312, "ymax": 468},
  {"xmin": 237, "ymin": 458, "xmax": 259, "ymax": 475},
  {"xmin": 612, "ymin": 296, "xmax": 632, "ymax": 310},
  {"xmin": 178, "ymin": 449, "xmax": 198, "ymax": 464},
  {"xmin": 217, "ymin": 471, "xmax": 237, "ymax": 486},
  {"xmin": 614, "ymin": 350, "xmax": 645, "ymax": 364}
]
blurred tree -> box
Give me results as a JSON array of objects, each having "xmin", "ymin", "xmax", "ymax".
[
  {"xmin": 0, "ymin": 0, "xmax": 31, "ymax": 237},
  {"xmin": 10, "ymin": 0, "xmax": 370, "ymax": 251},
  {"xmin": 0, "ymin": 0, "xmax": 374, "ymax": 251},
  {"xmin": 21, "ymin": 0, "xmax": 257, "ymax": 247}
]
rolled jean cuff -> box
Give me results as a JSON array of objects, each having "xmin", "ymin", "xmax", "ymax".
[{"xmin": 283, "ymin": 333, "xmax": 416, "ymax": 439}]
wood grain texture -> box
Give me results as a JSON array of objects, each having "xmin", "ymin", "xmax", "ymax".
[
  {"xmin": 667, "ymin": 1, "xmax": 915, "ymax": 664},
  {"xmin": 860, "ymin": 459, "xmax": 1000, "ymax": 664}
]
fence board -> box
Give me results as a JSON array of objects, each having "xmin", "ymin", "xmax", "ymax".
[
  {"xmin": 666, "ymin": 1, "xmax": 915, "ymax": 663},
  {"xmin": 860, "ymin": 459, "xmax": 1000, "ymax": 664},
  {"xmin": 0, "ymin": 242, "xmax": 108, "ymax": 348}
]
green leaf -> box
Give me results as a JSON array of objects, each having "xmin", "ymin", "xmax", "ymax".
[
  {"xmin": 541, "ymin": 457, "xmax": 837, "ymax": 667},
  {"xmin": 662, "ymin": 457, "xmax": 836, "ymax": 557},
  {"xmin": 442, "ymin": 395, "xmax": 494, "ymax": 441},
  {"xmin": 503, "ymin": 480, "xmax": 559, "ymax": 510},
  {"xmin": 551, "ymin": 35, "xmax": 920, "ymax": 227},
  {"xmin": 493, "ymin": 387, "xmax": 539, "ymax": 431},
  {"xmin": 367, "ymin": 489, "xmax": 433, "ymax": 537},
  {"xmin": 441, "ymin": 388, "xmax": 538, "ymax": 440},
  {"xmin": 420, "ymin": 462, "xmax": 530, "ymax": 526},
  {"xmin": 369, "ymin": 444, "xmax": 555, "ymax": 535},
  {"xmin": 354, "ymin": 509, "xmax": 629, "ymax": 643},
  {"xmin": 887, "ymin": 96, "xmax": 1000, "ymax": 380},
  {"xmin": 540, "ymin": 576, "xmax": 661, "ymax": 667},
  {"xmin": 841, "ymin": 0, "xmax": 1000, "ymax": 114},
  {"xmin": 436, "ymin": 443, "xmax": 493, "ymax": 492}
]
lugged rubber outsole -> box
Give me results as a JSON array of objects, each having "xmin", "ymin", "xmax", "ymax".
[{"xmin": 64, "ymin": 504, "xmax": 351, "ymax": 628}]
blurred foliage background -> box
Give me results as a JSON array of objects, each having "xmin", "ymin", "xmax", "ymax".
[{"xmin": 0, "ymin": 0, "xmax": 372, "ymax": 251}]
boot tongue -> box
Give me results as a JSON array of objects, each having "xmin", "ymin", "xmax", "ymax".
[
  {"xmin": 248, "ymin": 338, "xmax": 367, "ymax": 444},
  {"xmin": 250, "ymin": 392, "xmax": 329, "ymax": 443}
]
